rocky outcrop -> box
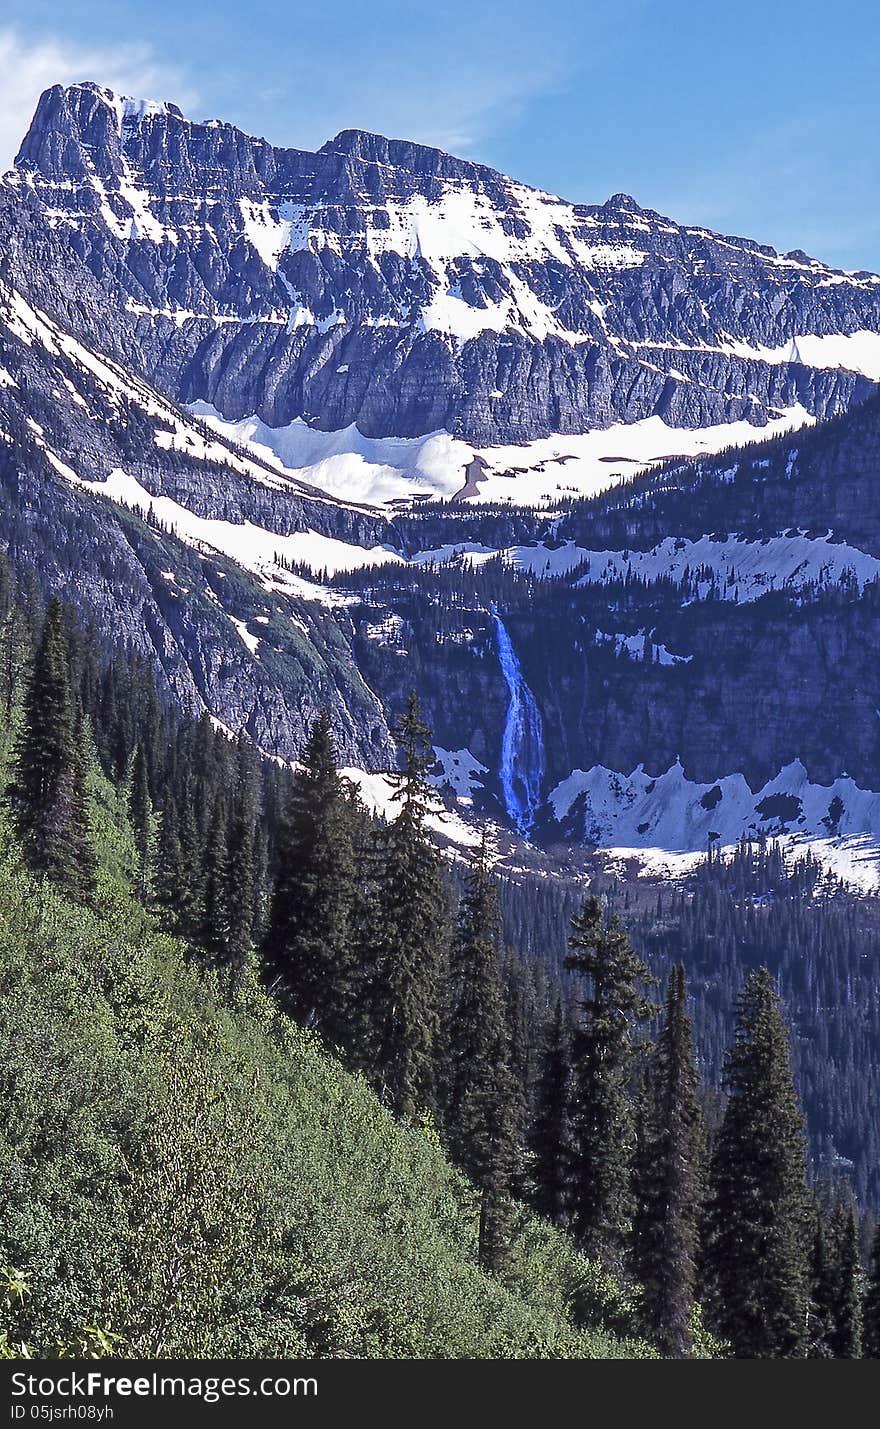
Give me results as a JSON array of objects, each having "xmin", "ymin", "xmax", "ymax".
[{"xmin": 0, "ymin": 258, "xmax": 396, "ymax": 768}]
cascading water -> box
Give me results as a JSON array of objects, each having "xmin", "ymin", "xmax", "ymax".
[{"xmin": 492, "ymin": 611, "xmax": 545, "ymax": 839}]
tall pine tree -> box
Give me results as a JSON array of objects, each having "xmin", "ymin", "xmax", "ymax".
[
  {"xmin": 864, "ymin": 1222, "xmax": 880, "ymax": 1358},
  {"xmin": 7, "ymin": 597, "xmax": 96, "ymax": 901},
  {"xmin": 370, "ymin": 693, "xmax": 448, "ymax": 1120},
  {"xmin": 702, "ymin": 967, "xmax": 810, "ymax": 1358},
  {"xmin": 129, "ymin": 743, "xmax": 152, "ymax": 899},
  {"xmin": 201, "ymin": 796, "xmax": 231, "ymax": 961},
  {"xmin": 631, "ymin": 964, "xmax": 704, "ymax": 1357},
  {"xmin": 529, "ymin": 998, "xmax": 572, "ymax": 1228},
  {"xmin": 263, "ymin": 710, "xmax": 358, "ymax": 1049},
  {"xmin": 828, "ymin": 1198, "xmax": 862, "ymax": 1358},
  {"xmin": 443, "ymin": 833, "xmax": 518, "ymax": 1273},
  {"xmin": 226, "ymin": 738, "xmax": 260, "ymax": 989},
  {"xmin": 808, "ymin": 1204, "xmax": 836, "ymax": 1357},
  {"xmin": 564, "ymin": 896, "xmax": 655, "ymax": 1265}
]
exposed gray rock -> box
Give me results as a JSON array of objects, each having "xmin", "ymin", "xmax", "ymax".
[{"xmin": 9, "ymin": 82, "xmax": 879, "ymax": 446}]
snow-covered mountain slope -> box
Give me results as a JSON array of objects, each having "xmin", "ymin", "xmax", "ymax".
[
  {"xmin": 3, "ymin": 79, "xmax": 880, "ymax": 890},
  {"xmin": 544, "ymin": 759, "xmax": 880, "ymax": 893},
  {"xmin": 7, "ymin": 81, "xmax": 878, "ymax": 462},
  {"xmin": 190, "ymin": 400, "xmax": 818, "ymax": 508},
  {"xmin": 339, "ymin": 392, "xmax": 880, "ymax": 884},
  {"xmin": 0, "ymin": 268, "xmax": 399, "ymax": 764}
]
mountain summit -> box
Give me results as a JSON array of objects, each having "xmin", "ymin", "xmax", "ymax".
[{"xmin": 7, "ymin": 82, "xmax": 879, "ymax": 447}]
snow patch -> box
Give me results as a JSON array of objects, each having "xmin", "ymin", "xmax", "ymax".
[
  {"xmin": 230, "ymin": 616, "xmax": 261, "ymax": 655},
  {"xmin": 432, "ymin": 747, "xmax": 487, "ymax": 805},
  {"xmin": 239, "ymin": 199, "xmax": 293, "ymax": 271},
  {"xmin": 190, "ymin": 404, "xmax": 818, "ymax": 510},
  {"xmin": 340, "ymin": 767, "xmax": 481, "ymax": 848},
  {"xmin": 547, "ymin": 759, "xmax": 880, "ymax": 891},
  {"xmin": 575, "ymin": 531, "xmax": 880, "ymax": 600},
  {"xmin": 60, "ymin": 467, "xmax": 377, "ymax": 605}
]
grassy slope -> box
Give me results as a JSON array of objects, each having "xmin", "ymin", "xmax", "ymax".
[{"xmin": 0, "ymin": 736, "xmax": 654, "ymax": 1359}]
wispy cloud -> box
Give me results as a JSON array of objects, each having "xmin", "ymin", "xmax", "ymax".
[
  {"xmin": 0, "ymin": 27, "xmax": 198, "ymax": 172},
  {"xmin": 207, "ymin": 0, "xmax": 629, "ymax": 158}
]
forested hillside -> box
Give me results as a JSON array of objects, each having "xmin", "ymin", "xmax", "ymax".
[
  {"xmin": 2, "ymin": 562, "xmax": 879, "ymax": 1358},
  {"xmin": 0, "ymin": 577, "xmax": 649, "ymax": 1359}
]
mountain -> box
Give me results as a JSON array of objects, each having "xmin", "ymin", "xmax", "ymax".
[
  {"xmin": 0, "ymin": 193, "xmax": 399, "ymax": 766},
  {"xmin": 2, "ymin": 79, "xmax": 880, "ymax": 1239},
  {"xmin": 358, "ymin": 394, "xmax": 880, "ymax": 884},
  {"xmin": 8, "ymin": 81, "xmax": 880, "ymax": 502},
  {"xmin": 1, "ymin": 81, "xmax": 880, "ymax": 877}
]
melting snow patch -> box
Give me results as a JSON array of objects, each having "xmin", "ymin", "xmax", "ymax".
[
  {"xmin": 340, "ymin": 767, "xmax": 481, "ymax": 848},
  {"xmin": 238, "ymin": 199, "xmax": 292, "ymax": 270},
  {"xmin": 432, "ymin": 747, "xmax": 488, "ymax": 805},
  {"xmin": 547, "ymin": 758, "xmax": 880, "ymax": 890},
  {"xmin": 190, "ymin": 404, "xmax": 818, "ymax": 509},
  {"xmin": 230, "ymin": 617, "xmax": 261, "ymax": 655},
  {"xmin": 575, "ymin": 531, "xmax": 880, "ymax": 600},
  {"xmin": 60, "ymin": 467, "xmax": 376, "ymax": 605}
]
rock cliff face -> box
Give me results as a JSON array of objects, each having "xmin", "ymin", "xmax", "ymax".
[
  {"xmin": 9, "ymin": 83, "xmax": 879, "ymax": 445},
  {"xmin": 0, "ymin": 227, "xmax": 396, "ymax": 768}
]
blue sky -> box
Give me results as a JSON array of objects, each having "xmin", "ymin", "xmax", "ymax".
[{"xmin": 1, "ymin": 0, "xmax": 878, "ymax": 270}]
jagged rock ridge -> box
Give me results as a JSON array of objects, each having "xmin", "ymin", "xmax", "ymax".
[{"xmin": 8, "ymin": 82, "xmax": 880, "ymax": 445}]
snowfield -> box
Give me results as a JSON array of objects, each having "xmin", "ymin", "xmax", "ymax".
[
  {"xmin": 190, "ymin": 403, "xmax": 818, "ymax": 509},
  {"xmin": 67, "ymin": 468, "xmax": 404, "ymax": 602},
  {"xmin": 546, "ymin": 759, "xmax": 880, "ymax": 892},
  {"xmin": 573, "ymin": 531, "xmax": 880, "ymax": 599},
  {"xmin": 340, "ymin": 767, "xmax": 482, "ymax": 849}
]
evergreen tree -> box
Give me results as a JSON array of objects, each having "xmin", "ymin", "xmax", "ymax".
[
  {"xmin": 564, "ymin": 896, "xmax": 655, "ymax": 1264},
  {"xmin": 444, "ymin": 833, "xmax": 517, "ymax": 1272},
  {"xmin": 263, "ymin": 710, "xmax": 358, "ymax": 1048},
  {"xmin": 501, "ymin": 952, "xmax": 540, "ymax": 1176},
  {"xmin": 0, "ymin": 572, "xmax": 33, "ymax": 722},
  {"xmin": 702, "ymin": 967, "xmax": 810, "ymax": 1358},
  {"xmin": 6, "ymin": 597, "xmax": 96, "ymax": 901},
  {"xmin": 530, "ymin": 998, "xmax": 571, "ymax": 1227},
  {"xmin": 226, "ymin": 740, "xmax": 260, "ymax": 989},
  {"xmin": 370, "ymin": 693, "xmax": 448, "ymax": 1120},
  {"xmin": 129, "ymin": 744, "xmax": 152, "ymax": 898},
  {"xmin": 864, "ymin": 1222, "xmax": 880, "ymax": 1358},
  {"xmin": 177, "ymin": 784, "xmax": 206, "ymax": 942},
  {"xmin": 631, "ymin": 964, "xmax": 704, "ymax": 1357},
  {"xmin": 201, "ymin": 798, "xmax": 231, "ymax": 961},
  {"xmin": 808, "ymin": 1205, "xmax": 836, "ymax": 1357},
  {"xmin": 153, "ymin": 795, "xmax": 184, "ymax": 930},
  {"xmin": 828, "ymin": 1198, "xmax": 862, "ymax": 1358}
]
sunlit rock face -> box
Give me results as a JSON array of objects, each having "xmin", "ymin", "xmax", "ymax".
[{"xmin": 9, "ymin": 82, "xmax": 880, "ymax": 445}]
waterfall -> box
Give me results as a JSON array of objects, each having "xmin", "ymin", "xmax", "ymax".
[{"xmin": 492, "ymin": 611, "xmax": 545, "ymax": 839}]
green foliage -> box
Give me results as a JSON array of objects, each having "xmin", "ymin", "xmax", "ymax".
[
  {"xmin": 702, "ymin": 967, "xmax": 811, "ymax": 1358},
  {"xmin": 631, "ymin": 965, "xmax": 704, "ymax": 1356},
  {"xmin": 263, "ymin": 710, "xmax": 359, "ymax": 1046},
  {"xmin": 368, "ymin": 692, "xmax": 450, "ymax": 1119},
  {"xmin": 443, "ymin": 835, "xmax": 518, "ymax": 1272},
  {"xmin": 529, "ymin": 998, "xmax": 572, "ymax": 1228},
  {"xmin": 564, "ymin": 897, "xmax": 656, "ymax": 1264},
  {"xmin": 0, "ymin": 774, "xmax": 651, "ymax": 1360},
  {"xmin": 827, "ymin": 1199, "xmax": 863, "ymax": 1358},
  {"xmin": 6, "ymin": 597, "xmax": 96, "ymax": 900},
  {"xmin": 864, "ymin": 1223, "xmax": 880, "ymax": 1358}
]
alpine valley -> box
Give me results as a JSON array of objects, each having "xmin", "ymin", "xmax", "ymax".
[{"xmin": 2, "ymin": 80, "xmax": 880, "ymax": 1292}]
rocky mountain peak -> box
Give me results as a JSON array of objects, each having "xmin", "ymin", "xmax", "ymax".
[{"xmin": 6, "ymin": 82, "xmax": 880, "ymax": 449}]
